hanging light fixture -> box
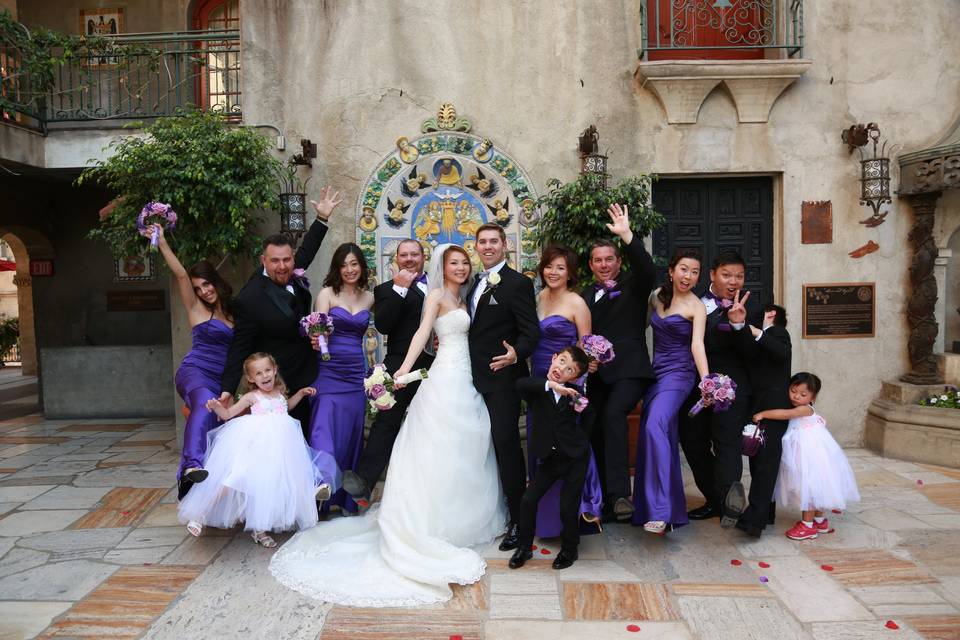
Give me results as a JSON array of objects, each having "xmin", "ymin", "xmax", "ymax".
[{"xmin": 843, "ymin": 123, "xmax": 892, "ymax": 226}]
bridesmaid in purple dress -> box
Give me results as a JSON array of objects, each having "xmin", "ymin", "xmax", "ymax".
[
  {"xmin": 307, "ymin": 243, "xmax": 373, "ymax": 513},
  {"xmin": 528, "ymin": 245, "xmax": 604, "ymax": 537},
  {"xmin": 632, "ymin": 248, "xmax": 709, "ymax": 534},
  {"xmin": 143, "ymin": 223, "xmax": 234, "ymax": 499}
]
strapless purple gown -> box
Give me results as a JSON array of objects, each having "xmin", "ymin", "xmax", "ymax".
[
  {"xmin": 175, "ymin": 318, "xmax": 233, "ymax": 481},
  {"xmin": 631, "ymin": 312, "xmax": 696, "ymax": 528},
  {"xmin": 308, "ymin": 307, "xmax": 370, "ymax": 512},
  {"xmin": 527, "ymin": 315, "xmax": 604, "ymax": 537}
]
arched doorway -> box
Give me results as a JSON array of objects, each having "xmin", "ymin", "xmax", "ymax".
[{"xmin": 0, "ymin": 226, "xmax": 54, "ymax": 378}]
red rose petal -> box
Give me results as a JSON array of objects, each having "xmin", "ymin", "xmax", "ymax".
[
  {"xmin": 531, "ymin": 544, "xmax": 537, "ymax": 550},
  {"xmin": 821, "ymin": 564, "xmax": 834, "ymax": 572},
  {"xmin": 626, "ymin": 624, "xmax": 641, "ymax": 633},
  {"xmin": 832, "ymin": 509, "xmax": 842, "ymax": 514},
  {"xmin": 917, "ymin": 479, "xmax": 924, "ymax": 486},
  {"xmin": 730, "ymin": 559, "xmax": 742, "ymax": 566},
  {"xmin": 540, "ymin": 548, "xmax": 551, "ymax": 555},
  {"xmin": 885, "ymin": 620, "xmax": 899, "ymax": 630},
  {"xmin": 121, "ymin": 511, "xmax": 130, "ymax": 516},
  {"xmin": 450, "ymin": 635, "xmax": 464, "ymax": 640},
  {"xmin": 758, "ymin": 561, "xmax": 770, "ymax": 568}
]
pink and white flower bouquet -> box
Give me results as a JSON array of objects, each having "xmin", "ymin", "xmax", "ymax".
[
  {"xmin": 688, "ymin": 373, "xmax": 737, "ymax": 417},
  {"xmin": 581, "ymin": 334, "xmax": 615, "ymax": 364},
  {"xmin": 363, "ymin": 364, "xmax": 429, "ymax": 415},
  {"xmin": 300, "ymin": 312, "xmax": 335, "ymax": 361}
]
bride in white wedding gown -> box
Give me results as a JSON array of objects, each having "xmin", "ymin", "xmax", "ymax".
[{"xmin": 270, "ymin": 243, "xmax": 507, "ymax": 607}]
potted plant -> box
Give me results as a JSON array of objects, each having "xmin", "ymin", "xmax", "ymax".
[{"xmin": 534, "ymin": 172, "xmax": 664, "ymax": 287}]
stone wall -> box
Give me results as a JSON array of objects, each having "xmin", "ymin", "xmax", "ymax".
[{"xmin": 236, "ymin": 0, "xmax": 960, "ymax": 445}]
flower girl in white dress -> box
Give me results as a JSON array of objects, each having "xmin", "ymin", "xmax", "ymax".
[{"xmin": 178, "ymin": 352, "xmax": 340, "ymax": 548}]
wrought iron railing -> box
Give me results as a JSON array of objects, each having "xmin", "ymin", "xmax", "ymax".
[
  {"xmin": 1, "ymin": 29, "xmax": 241, "ymax": 130},
  {"xmin": 640, "ymin": 0, "xmax": 803, "ymax": 58},
  {"xmin": 1, "ymin": 343, "xmax": 20, "ymax": 364}
]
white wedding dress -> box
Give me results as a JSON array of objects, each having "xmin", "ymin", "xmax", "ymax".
[{"xmin": 269, "ymin": 308, "xmax": 507, "ymax": 607}]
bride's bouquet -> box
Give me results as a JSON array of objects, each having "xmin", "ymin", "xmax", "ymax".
[
  {"xmin": 300, "ymin": 312, "xmax": 335, "ymax": 361},
  {"xmin": 581, "ymin": 334, "xmax": 615, "ymax": 364},
  {"xmin": 137, "ymin": 201, "xmax": 178, "ymax": 252},
  {"xmin": 688, "ymin": 373, "xmax": 737, "ymax": 417},
  {"xmin": 364, "ymin": 364, "xmax": 429, "ymax": 414}
]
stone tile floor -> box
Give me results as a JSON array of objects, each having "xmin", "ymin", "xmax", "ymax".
[{"xmin": 0, "ymin": 413, "xmax": 958, "ymax": 639}]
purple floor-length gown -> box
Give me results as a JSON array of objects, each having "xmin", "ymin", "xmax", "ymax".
[
  {"xmin": 175, "ymin": 317, "xmax": 232, "ymax": 482},
  {"xmin": 308, "ymin": 307, "xmax": 369, "ymax": 512},
  {"xmin": 526, "ymin": 315, "xmax": 604, "ymax": 537},
  {"xmin": 631, "ymin": 312, "xmax": 695, "ymax": 528}
]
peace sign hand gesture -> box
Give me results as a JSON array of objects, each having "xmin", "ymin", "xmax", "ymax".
[
  {"xmin": 727, "ymin": 289, "xmax": 751, "ymax": 325},
  {"xmin": 606, "ymin": 203, "xmax": 634, "ymax": 245}
]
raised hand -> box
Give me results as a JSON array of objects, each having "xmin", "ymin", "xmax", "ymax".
[
  {"xmin": 392, "ymin": 268, "xmax": 417, "ymax": 289},
  {"xmin": 490, "ymin": 340, "xmax": 518, "ymax": 371},
  {"xmin": 606, "ymin": 203, "xmax": 633, "ymax": 245},
  {"xmin": 727, "ymin": 289, "xmax": 750, "ymax": 325},
  {"xmin": 310, "ymin": 186, "xmax": 344, "ymax": 222}
]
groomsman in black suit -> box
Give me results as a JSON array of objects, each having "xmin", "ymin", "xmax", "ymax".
[
  {"xmin": 468, "ymin": 223, "xmax": 540, "ymax": 551},
  {"xmin": 511, "ymin": 346, "xmax": 594, "ymax": 571},
  {"xmin": 342, "ymin": 239, "xmax": 434, "ymax": 505},
  {"xmin": 582, "ymin": 204, "xmax": 657, "ymax": 521},
  {"xmin": 679, "ymin": 251, "xmax": 759, "ymax": 525},
  {"xmin": 737, "ymin": 303, "xmax": 792, "ymax": 537},
  {"xmin": 219, "ymin": 187, "xmax": 343, "ymax": 426}
]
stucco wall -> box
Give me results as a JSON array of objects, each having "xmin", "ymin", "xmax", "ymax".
[
  {"xmin": 235, "ymin": 0, "xmax": 960, "ymax": 445},
  {"xmin": 16, "ymin": 0, "xmax": 188, "ymax": 33}
]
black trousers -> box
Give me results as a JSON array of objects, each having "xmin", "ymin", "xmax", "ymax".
[
  {"xmin": 739, "ymin": 418, "xmax": 787, "ymax": 529},
  {"xmin": 588, "ymin": 377, "xmax": 647, "ymax": 501},
  {"xmin": 483, "ymin": 389, "xmax": 526, "ymax": 524},
  {"xmin": 355, "ymin": 380, "xmax": 422, "ymax": 492},
  {"xmin": 678, "ymin": 387, "xmax": 751, "ymax": 507},
  {"xmin": 518, "ymin": 450, "xmax": 589, "ymax": 554}
]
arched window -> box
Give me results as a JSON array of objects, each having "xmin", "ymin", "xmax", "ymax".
[{"xmin": 192, "ymin": 0, "xmax": 241, "ymax": 115}]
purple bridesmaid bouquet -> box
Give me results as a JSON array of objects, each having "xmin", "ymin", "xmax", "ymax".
[
  {"xmin": 581, "ymin": 334, "xmax": 615, "ymax": 364},
  {"xmin": 688, "ymin": 373, "xmax": 737, "ymax": 417},
  {"xmin": 300, "ymin": 312, "xmax": 335, "ymax": 360},
  {"xmin": 137, "ymin": 201, "xmax": 177, "ymax": 251}
]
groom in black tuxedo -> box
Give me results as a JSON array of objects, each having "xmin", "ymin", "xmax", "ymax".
[
  {"xmin": 219, "ymin": 187, "xmax": 343, "ymax": 427},
  {"xmin": 468, "ymin": 223, "xmax": 540, "ymax": 551},
  {"xmin": 343, "ymin": 239, "xmax": 434, "ymax": 505},
  {"xmin": 679, "ymin": 251, "xmax": 760, "ymax": 525},
  {"xmin": 582, "ymin": 204, "xmax": 657, "ymax": 521}
]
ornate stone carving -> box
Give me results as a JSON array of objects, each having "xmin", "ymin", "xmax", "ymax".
[
  {"xmin": 901, "ymin": 192, "xmax": 943, "ymax": 385},
  {"xmin": 420, "ymin": 103, "xmax": 472, "ymax": 133},
  {"xmin": 12, "ymin": 275, "xmax": 31, "ymax": 288}
]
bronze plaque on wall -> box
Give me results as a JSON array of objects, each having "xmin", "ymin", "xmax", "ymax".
[
  {"xmin": 107, "ymin": 290, "xmax": 166, "ymax": 312},
  {"xmin": 801, "ymin": 201, "xmax": 832, "ymax": 244},
  {"xmin": 802, "ymin": 283, "xmax": 875, "ymax": 339}
]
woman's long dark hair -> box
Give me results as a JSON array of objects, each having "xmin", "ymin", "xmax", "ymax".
[
  {"xmin": 323, "ymin": 242, "xmax": 369, "ymax": 294},
  {"xmin": 657, "ymin": 248, "xmax": 702, "ymax": 310},
  {"xmin": 187, "ymin": 260, "xmax": 233, "ymax": 320}
]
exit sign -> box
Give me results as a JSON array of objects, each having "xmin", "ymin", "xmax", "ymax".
[{"xmin": 29, "ymin": 260, "xmax": 54, "ymax": 277}]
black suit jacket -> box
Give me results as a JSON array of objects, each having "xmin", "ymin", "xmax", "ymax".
[
  {"xmin": 517, "ymin": 376, "xmax": 594, "ymax": 459},
  {"xmin": 582, "ymin": 236, "xmax": 657, "ymax": 384},
  {"xmin": 221, "ymin": 219, "xmax": 328, "ymax": 394},
  {"xmin": 468, "ymin": 265, "xmax": 540, "ymax": 394},
  {"xmin": 749, "ymin": 325, "xmax": 792, "ymax": 412},
  {"xmin": 373, "ymin": 279, "xmax": 434, "ymax": 375},
  {"xmin": 702, "ymin": 299, "xmax": 762, "ymax": 397}
]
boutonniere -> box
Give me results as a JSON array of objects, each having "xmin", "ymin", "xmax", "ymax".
[
  {"xmin": 292, "ymin": 268, "xmax": 310, "ymax": 290},
  {"xmin": 482, "ymin": 271, "xmax": 501, "ymax": 295},
  {"xmin": 720, "ymin": 298, "xmax": 733, "ymax": 309},
  {"xmin": 599, "ymin": 279, "xmax": 621, "ymax": 300},
  {"xmin": 571, "ymin": 391, "xmax": 589, "ymax": 413}
]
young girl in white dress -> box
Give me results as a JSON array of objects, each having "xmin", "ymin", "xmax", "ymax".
[
  {"xmin": 178, "ymin": 352, "xmax": 340, "ymax": 548},
  {"xmin": 753, "ymin": 372, "xmax": 860, "ymax": 541}
]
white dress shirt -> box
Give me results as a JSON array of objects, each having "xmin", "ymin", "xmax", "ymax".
[
  {"xmin": 471, "ymin": 259, "xmax": 506, "ymax": 316},
  {"xmin": 393, "ymin": 277, "xmax": 428, "ymax": 298}
]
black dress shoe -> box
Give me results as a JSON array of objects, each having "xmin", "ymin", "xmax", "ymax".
[
  {"xmin": 687, "ymin": 503, "xmax": 721, "ymax": 520},
  {"xmin": 508, "ymin": 548, "xmax": 533, "ymax": 569},
  {"xmin": 498, "ymin": 524, "xmax": 520, "ymax": 551},
  {"xmin": 552, "ymin": 549, "xmax": 578, "ymax": 570},
  {"xmin": 721, "ymin": 482, "xmax": 747, "ymax": 528},
  {"xmin": 341, "ymin": 470, "xmax": 371, "ymax": 507},
  {"xmin": 176, "ymin": 478, "xmax": 193, "ymax": 501},
  {"xmin": 184, "ymin": 468, "xmax": 209, "ymax": 484},
  {"xmin": 735, "ymin": 520, "xmax": 763, "ymax": 538}
]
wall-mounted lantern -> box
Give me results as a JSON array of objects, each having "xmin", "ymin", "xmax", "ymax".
[
  {"xmin": 842, "ymin": 123, "xmax": 892, "ymax": 226},
  {"xmin": 578, "ymin": 125, "xmax": 608, "ymax": 188}
]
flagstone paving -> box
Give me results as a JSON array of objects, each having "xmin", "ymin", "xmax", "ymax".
[{"xmin": 0, "ymin": 413, "xmax": 957, "ymax": 639}]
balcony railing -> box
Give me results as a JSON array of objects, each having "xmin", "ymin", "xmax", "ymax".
[
  {"xmin": 640, "ymin": 0, "xmax": 803, "ymax": 59},
  {"xmin": 1, "ymin": 28, "xmax": 241, "ymax": 130}
]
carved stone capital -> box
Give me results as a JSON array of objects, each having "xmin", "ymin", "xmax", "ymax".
[{"xmin": 12, "ymin": 275, "xmax": 31, "ymax": 288}]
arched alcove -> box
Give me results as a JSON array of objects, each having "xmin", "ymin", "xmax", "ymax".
[{"xmin": 0, "ymin": 226, "xmax": 53, "ymax": 376}]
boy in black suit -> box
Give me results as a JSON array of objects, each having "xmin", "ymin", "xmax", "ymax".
[{"xmin": 510, "ymin": 345, "xmax": 593, "ymax": 571}]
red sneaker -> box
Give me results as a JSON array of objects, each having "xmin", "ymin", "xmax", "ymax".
[
  {"xmin": 785, "ymin": 521, "xmax": 819, "ymax": 540},
  {"xmin": 813, "ymin": 518, "xmax": 830, "ymax": 533}
]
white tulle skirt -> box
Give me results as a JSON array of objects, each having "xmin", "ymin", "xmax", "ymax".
[
  {"xmin": 269, "ymin": 356, "xmax": 507, "ymax": 607},
  {"xmin": 178, "ymin": 412, "xmax": 338, "ymax": 533},
  {"xmin": 775, "ymin": 418, "xmax": 860, "ymax": 511}
]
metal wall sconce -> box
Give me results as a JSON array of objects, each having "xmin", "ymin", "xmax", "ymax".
[
  {"xmin": 291, "ymin": 139, "xmax": 318, "ymax": 167},
  {"xmin": 842, "ymin": 123, "xmax": 891, "ymax": 227},
  {"xmin": 578, "ymin": 125, "xmax": 608, "ymax": 188},
  {"xmin": 278, "ymin": 158, "xmax": 312, "ymax": 236}
]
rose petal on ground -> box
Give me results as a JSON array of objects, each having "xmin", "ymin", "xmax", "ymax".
[
  {"xmin": 531, "ymin": 544, "xmax": 537, "ymax": 550},
  {"xmin": 540, "ymin": 548, "xmax": 551, "ymax": 555},
  {"xmin": 832, "ymin": 509, "xmax": 842, "ymax": 514},
  {"xmin": 759, "ymin": 576, "xmax": 769, "ymax": 583},
  {"xmin": 917, "ymin": 479, "xmax": 924, "ymax": 486},
  {"xmin": 730, "ymin": 559, "xmax": 742, "ymax": 566},
  {"xmin": 885, "ymin": 620, "xmax": 900, "ymax": 630},
  {"xmin": 821, "ymin": 564, "xmax": 834, "ymax": 571},
  {"xmin": 759, "ymin": 561, "xmax": 770, "ymax": 568},
  {"xmin": 626, "ymin": 624, "xmax": 641, "ymax": 633}
]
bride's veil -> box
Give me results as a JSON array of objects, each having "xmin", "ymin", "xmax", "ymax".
[{"xmin": 420, "ymin": 242, "xmax": 470, "ymax": 356}]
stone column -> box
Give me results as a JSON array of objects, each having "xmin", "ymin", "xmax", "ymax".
[
  {"xmin": 934, "ymin": 247, "xmax": 952, "ymax": 354},
  {"xmin": 902, "ymin": 192, "xmax": 944, "ymax": 384}
]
